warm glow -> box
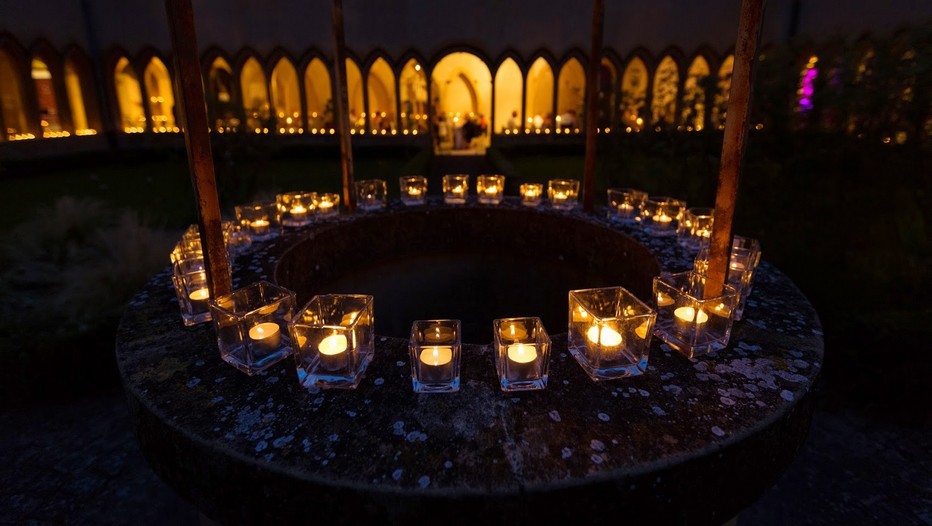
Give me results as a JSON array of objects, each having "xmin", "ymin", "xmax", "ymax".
[
  {"xmin": 305, "ymin": 58, "xmax": 332, "ymax": 129},
  {"xmin": 114, "ymin": 56, "xmax": 146, "ymax": 132},
  {"xmin": 712, "ymin": 55, "xmax": 734, "ymax": 127},
  {"xmin": 271, "ymin": 57, "xmax": 301, "ymax": 133},
  {"xmin": 620, "ymin": 57, "xmax": 648, "ymax": 129},
  {"xmin": 420, "ymin": 346, "xmax": 453, "ymax": 367},
  {"xmin": 525, "ymin": 57, "xmax": 553, "ymax": 130},
  {"xmin": 367, "ymin": 57, "xmax": 397, "ymax": 132},
  {"xmin": 64, "ymin": 58, "xmax": 90, "ymax": 132},
  {"xmin": 241, "ymin": 57, "xmax": 270, "ymax": 131},
  {"xmin": 681, "ymin": 56, "xmax": 710, "ymax": 130},
  {"xmin": 674, "ymin": 307, "xmax": 709, "ymax": 325},
  {"xmin": 432, "ymin": 52, "xmax": 492, "ymax": 147},
  {"xmin": 587, "ymin": 325, "xmax": 622, "ymax": 347},
  {"xmin": 319, "ymin": 332, "xmax": 348, "ymax": 355},
  {"xmin": 32, "ymin": 58, "xmax": 63, "ymax": 135},
  {"xmin": 144, "ymin": 57, "xmax": 175, "ymax": 128},
  {"xmin": 346, "ymin": 58, "xmax": 365, "ymax": 129},
  {"xmin": 494, "ymin": 58, "xmax": 522, "ymax": 133},
  {"xmin": 652, "ymin": 56, "xmax": 680, "ymax": 125},
  {"xmin": 557, "ymin": 57, "xmax": 585, "ymax": 128},
  {"xmin": 506, "ymin": 343, "xmax": 538, "ymax": 364},
  {"xmin": 399, "ymin": 59, "xmax": 427, "ymax": 132}
]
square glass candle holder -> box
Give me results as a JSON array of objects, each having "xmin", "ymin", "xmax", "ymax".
[
  {"xmin": 652, "ymin": 271, "xmax": 739, "ymax": 358},
  {"xmin": 548, "ymin": 179, "xmax": 580, "ymax": 210},
  {"xmin": 606, "ymin": 188, "xmax": 648, "ymax": 223},
  {"xmin": 520, "ymin": 183, "xmax": 543, "ymax": 207},
  {"xmin": 399, "ymin": 175, "xmax": 428, "ymax": 206},
  {"xmin": 235, "ymin": 202, "xmax": 278, "ymax": 241},
  {"xmin": 676, "ymin": 207, "xmax": 714, "ymax": 251},
  {"xmin": 476, "ymin": 174, "xmax": 505, "ymax": 205},
  {"xmin": 208, "ymin": 281, "xmax": 296, "ymax": 375},
  {"xmin": 277, "ymin": 191, "xmax": 317, "ymax": 227},
  {"xmin": 493, "ymin": 317, "xmax": 551, "ymax": 391},
  {"xmin": 355, "ymin": 179, "xmax": 387, "ymax": 211},
  {"xmin": 172, "ymin": 255, "xmax": 212, "ymax": 326},
  {"xmin": 641, "ymin": 196, "xmax": 687, "ymax": 236},
  {"xmin": 316, "ymin": 193, "xmax": 340, "ymax": 217},
  {"xmin": 289, "ymin": 294, "xmax": 375, "ymax": 390},
  {"xmin": 442, "ymin": 174, "xmax": 469, "ymax": 204},
  {"xmin": 568, "ymin": 287, "xmax": 657, "ymax": 380},
  {"xmin": 408, "ymin": 319, "xmax": 462, "ymax": 393},
  {"xmin": 694, "ymin": 238, "xmax": 760, "ymax": 320}
]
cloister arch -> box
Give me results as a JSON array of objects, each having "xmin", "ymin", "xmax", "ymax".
[
  {"xmin": 270, "ymin": 56, "xmax": 301, "ymax": 133},
  {"xmin": 652, "ymin": 55, "xmax": 680, "ymax": 126},
  {"xmin": 620, "ymin": 56, "xmax": 648, "ymax": 130},
  {"xmin": 240, "ymin": 56, "xmax": 270, "ymax": 132},
  {"xmin": 304, "ymin": 57, "xmax": 332, "ymax": 130},
  {"xmin": 525, "ymin": 56, "xmax": 553, "ymax": 130},
  {"xmin": 113, "ymin": 56, "xmax": 145, "ymax": 132},
  {"xmin": 493, "ymin": 57, "xmax": 522, "ymax": 133},
  {"xmin": 398, "ymin": 58, "xmax": 427, "ymax": 133},
  {"xmin": 143, "ymin": 56, "xmax": 176, "ymax": 130},
  {"xmin": 366, "ymin": 57, "xmax": 396, "ymax": 132}
]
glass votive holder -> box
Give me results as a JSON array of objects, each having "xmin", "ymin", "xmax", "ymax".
[
  {"xmin": 408, "ymin": 319, "xmax": 462, "ymax": 393},
  {"xmin": 568, "ymin": 287, "xmax": 657, "ymax": 381},
  {"xmin": 676, "ymin": 207, "xmax": 714, "ymax": 251},
  {"xmin": 606, "ymin": 187, "xmax": 648, "ymax": 223},
  {"xmin": 548, "ymin": 179, "xmax": 580, "ymax": 210},
  {"xmin": 172, "ymin": 255, "xmax": 212, "ymax": 326},
  {"xmin": 289, "ymin": 294, "xmax": 375, "ymax": 390},
  {"xmin": 399, "ymin": 175, "xmax": 428, "ymax": 206},
  {"xmin": 652, "ymin": 271, "xmax": 739, "ymax": 358},
  {"xmin": 520, "ymin": 183, "xmax": 543, "ymax": 207},
  {"xmin": 207, "ymin": 280, "xmax": 296, "ymax": 375},
  {"xmin": 476, "ymin": 174, "xmax": 505, "ymax": 205},
  {"xmin": 694, "ymin": 239, "xmax": 760, "ymax": 320},
  {"xmin": 355, "ymin": 179, "xmax": 387, "ymax": 211},
  {"xmin": 235, "ymin": 202, "xmax": 278, "ymax": 241},
  {"xmin": 493, "ymin": 317, "xmax": 551, "ymax": 391},
  {"xmin": 277, "ymin": 191, "xmax": 317, "ymax": 227},
  {"xmin": 442, "ymin": 174, "xmax": 469, "ymax": 204},
  {"xmin": 640, "ymin": 196, "xmax": 686, "ymax": 236},
  {"xmin": 316, "ymin": 192, "xmax": 340, "ymax": 217}
]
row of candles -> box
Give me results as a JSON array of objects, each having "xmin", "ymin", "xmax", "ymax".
[{"xmin": 170, "ymin": 203, "xmax": 761, "ymax": 391}]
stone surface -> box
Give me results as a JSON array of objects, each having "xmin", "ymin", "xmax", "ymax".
[{"xmin": 116, "ymin": 198, "xmax": 824, "ymax": 524}]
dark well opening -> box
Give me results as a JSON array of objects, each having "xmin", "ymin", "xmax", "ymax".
[{"xmin": 275, "ymin": 207, "xmax": 661, "ymax": 343}]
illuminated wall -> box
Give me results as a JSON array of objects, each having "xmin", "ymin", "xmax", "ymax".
[
  {"xmin": 620, "ymin": 57, "xmax": 647, "ymax": 130},
  {"xmin": 525, "ymin": 57, "xmax": 553, "ymax": 130},
  {"xmin": 144, "ymin": 56, "xmax": 176, "ymax": 131},
  {"xmin": 271, "ymin": 57, "xmax": 301, "ymax": 133},
  {"xmin": 652, "ymin": 55, "xmax": 679, "ymax": 126},
  {"xmin": 241, "ymin": 56, "xmax": 270, "ymax": 131},
  {"xmin": 493, "ymin": 58, "xmax": 522, "ymax": 133},
  {"xmin": 114, "ymin": 56, "xmax": 145, "ymax": 132},
  {"xmin": 398, "ymin": 59, "xmax": 427, "ymax": 133},
  {"xmin": 431, "ymin": 52, "xmax": 491, "ymax": 144},
  {"xmin": 557, "ymin": 58, "xmax": 585, "ymax": 130},
  {"xmin": 681, "ymin": 55, "xmax": 710, "ymax": 130},
  {"xmin": 367, "ymin": 57, "xmax": 396, "ymax": 132}
]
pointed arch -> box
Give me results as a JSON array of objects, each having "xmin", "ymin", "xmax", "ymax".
[
  {"xmin": 0, "ymin": 38, "xmax": 33, "ymax": 140},
  {"xmin": 31, "ymin": 56, "xmax": 64, "ymax": 136},
  {"xmin": 366, "ymin": 56, "xmax": 396, "ymax": 132},
  {"xmin": 206, "ymin": 55, "xmax": 237, "ymax": 130},
  {"xmin": 240, "ymin": 56, "xmax": 269, "ymax": 132},
  {"xmin": 398, "ymin": 57, "xmax": 427, "ymax": 132},
  {"xmin": 525, "ymin": 57, "xmax": 553, "ymax": 131},
  {"xmin": 63, "ymin": 48, "xmax": 97, "ymax": 135},
  {"xmin": 681, "ymin": 55, "xmax": 710, "ymax": 130},
  {"xmin": 493, "ymin": 57, "xmax": 522, "ymax": 133},
  {"xmin": 113, "ymin": 56, "xmax": 145, "ymax": 132},
  {"xmin": 304, "ymin": 57, "xmax": 332, "ymax": 130},
  {"xmin": 345, "ymin": 57, "xmax": 365, "ymax": 130},
  {"xmin": 557, "ymin": 57, "xmax": 585, "ymax": 130},
  {"xmin": 599, "ymin": 56, "xmax": 618, "ymax": 128},
  {"xmin": 270, "ymin": 56, "xmax": 301, "ymax": 133},
  {"xmin": 712, "ymin": 54, "xmax": 734, "ymax": 128},
  {"xmin": 430, "ymin": 51, "xmax": 492, "ymax": 148},
  {"xmin": 651, "ymin": 55, "xmax": 680, "ymax": 126},
  {"xmin": 620, "ymin": 56, "xmax": 648, "ymax": 129},
  {"xmin": 143, "ymin": 56, "xmax": 176, "ymax": 131}
]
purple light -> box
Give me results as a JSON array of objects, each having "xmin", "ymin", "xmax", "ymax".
[{"xmin": 799, "ymin": 67, "xmax": 818, "ymax": 111}]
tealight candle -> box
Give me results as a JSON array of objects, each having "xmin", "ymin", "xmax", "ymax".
[
  {"xmin": 587, "ymin": 325, "xmax": 622, "ymax": 347},
  {"xmin": 506, "ymin": 342, "xmax": 539, "ymax": 378},
  {"xmin": 290, "ymin": 205, "xmax": 308, "ymax": 221},
  {"xmin": 653, "ymin": 214, "xmax": 673, "ymax": 223},
  {"xmin": 407, "ymin": 187, "xmax": 422, "ymax": 197},
  {"xmin": 502, "ymin": 322, "xmax": 528, "ymax": 341},
  {"xmin": 248, "ymin": 322, "xmax": 281, "ymax": 353},
  {"xmin": 452, "ymin": 185, "xmax": 464, "ymax": 195},
  {"xmin": 418, "ymin": 346, "xmax": 453, "ymax": 383},
  {"xmin": 318, "ymin": 332, "xmax": 348, "ymax": 371},
  {"xmin": 424, "ymin": 324, "xmax": 454, "ymax": 343},
  {"xmin": 317, "ymin": 201, "xmax": 333, "ymax": 212},
  {"xmin": 484, "ymin": 185, "xmax": 499, "ymax": 195},
  {"xmin": 674, "ymin": 306, "xmax": 709, "ymax": 326},
  {"xmin": 189, "ymin": 287, "xmax": 209, "ymax": 311},
  {"xmin": 657, "ymin": 292, "xmax": 675, "ymax": 307},
  {"xmin": 248, "ymin": 219, "xmax": 270, "ymax": 237}
]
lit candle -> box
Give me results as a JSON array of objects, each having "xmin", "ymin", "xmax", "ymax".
[
  {"xmin": 188, "ymin": 287, "xmax": 209, "ymax": 312},
  {"xmin": 318, "ymin": 200, "xmax": 334, "ymax": 213},
  {"xmin": 423, "ymin": 324, "xmax": 454, "ymax": 344},
  {"xmin": 554, "ymin": 191, "xmax": 568, "ymax": 200},
  {"xmin": 484, "ymin": 185, "xmax": 499, "ymax": 195},
  {"xmin": 523, "ymin": 188, "xmax": 540, "ymax": 198},
  {"xmin": 418, "ymin": 346, "xmax": 453, "ymax": 383},
  {"xmin": 653, "ymin": 214, "xmax": 673, "ymax": 224},
  {"xmin": 407, "ymin": 187, "xmax": 423, "ymax": 197},
  {"xmin": 617, "ymin": 203, "xmax": 634, "ymax": 215},
  {"xmin": 730, "ymin": 261, "xmax": 747, "ymax": 272},
  {"xmin": 318, "ymin": 332, "xmax": 348, "ymax": 371},
  {"xmin": 656, "ymin": 292, "xmax": 675, "ymax": 307},
  {"xmin": 452, "ymin": 185, "xmax": 464, "ymax": 195},
  {"xmin": 248, "ymin": 322, "xmax": 281, "ymax": 353},
  {"xmin": 248, "ymin": 219, "xmax": 270, "ymax": 237},
  {"xmin": 587, "ymin": 325, "xmax": 622, "ymax": 347},
  {"xmin": 696, "ymin": 228, "xmax": 711, "ymax": 238},
  {"xmin": 635, "ymin": 321, "xmax": 650, "ymax": 339},
  {"xmin": 506, "ymin": 342, "xmax": 538, "ymax": 379},
  {"xmin": 290, "ymin": 205, "xmax": 308, "ymax": 221},
  {"xmin": 502, "ymin": 322, "xmax": 528, "ymax": 341},
  {"xmin": 674, "ymin": 306, "xmax": 709, "ymax": 327}
]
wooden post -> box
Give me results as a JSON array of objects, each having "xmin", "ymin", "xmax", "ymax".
[
  {"xmin": 331, "ymin": 0, "xmax": 356, "ymax": 212},
  {"xmin": 705, "ymin": 0, "xmax": 765, "ymax": 299},
  {"xmin": 582, "ymin": 0, "xmax": 604, "ymax": 213},
  {"xmin": 164, "ymin": 0, "xmax": 232, "ymax": 298}
]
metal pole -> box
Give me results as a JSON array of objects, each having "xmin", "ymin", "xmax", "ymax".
[
  {"xmin": 164, "ymin": 0, "xmax": 232, "ymax": 298},
  {"xmin": 705, "ymin": 0, "xmax": 766, "ymax": 299},
  {"xmin": 331, "ymin": 0, "xmax": 356, "ymax": 212},
  {"xmin": 582, "ymin": 0, "xmax": 604, "ymax": 213}
]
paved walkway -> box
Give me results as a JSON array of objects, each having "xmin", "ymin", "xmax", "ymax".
[{"xmin": 1, "ymin": 390, "xmax": 928, "ymax": 525}]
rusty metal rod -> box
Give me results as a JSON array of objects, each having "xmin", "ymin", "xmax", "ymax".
[
  {"xmin": 705, "ymin": 0, "xmax": 766, "ymax": 299},
  {"xmin": 164, "ymin": 0, "xmax": 232, "ymax": 298},
  {"xmin": 331, "ymin": 0, "xmax": 356, "ymax": 212},
  {"xmin": 582, "ymin": 0, "xmax": 604, "ymax": 213}
]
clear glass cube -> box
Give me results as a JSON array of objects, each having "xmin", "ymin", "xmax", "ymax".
[
  {"xmin": 442, "ymin": 174, "xmax": 469, "ymax": 204},
  {"xmin": 476, "ymin": 174, "xmax": 505, "ymax": 205},
  {"xmin": 652, "ymin": 271, "xmax": 738, "ymax": 358},
  {"xmin": 234, "ymin": 202, "xmax": 279, "ymax": 241},
  {"xmin": 694, "ymin": 237, "xmax": 761, "ymax": 320},
  {"xmin": 207, "ymin": 281, "xmax": 296, "ymax": 375},
  {"xmin": 493, "ymin": 317, "xmax": 551, "ymax": 391},
  {"xmin": 606, "ymin": 187, "xmax": 647, "ymax": 223},
  {"xmin": 676, "ymin": 207, "xmax": 714, "ymax": 251},
  {"xmin": 641, "ymin": 196, "xmax": 686, "ymax": 236},
  {"xmin": 399, "ymin": 175, "xmax": 428, "ymax": 206},
  {"xmin": 568, "ymin": 287, "xmax": 656, "ymax": 380},
  {"xmin": 277, "ymin": 191, "xmax": 317, "ymax": 227},
  {"xmin": 520, "ymin": 183, "xmax": 543, "ymax": 207},
  {"xmin": 408, "ymin": 319, "xmax": 462, "ymax": 393},
  {"xmin": 289, "ymin": 294, "xmax": 375, "ymax": 389},
  {"xmin": 172, "ymin": 255, "xmax": 212, "ymax": 326},
  {"xmin": 548, "ymin": 179, "xmax": 580, "ymax": 210},
  {"xmin": 355, "ymin": 179, "xmax": 387, "ymax": 211},
  {"xmin": 316, "ymin": 193, "xmax": 340, "ymax": 217}
]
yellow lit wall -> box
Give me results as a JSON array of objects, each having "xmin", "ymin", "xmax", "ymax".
[
  {"xmin": 651, "ymin": 56, "xmax": 679, "ymax": 125},
  {"xmin": 620, "ymin": 57, "xmax": 647, "ymax": 129},
  {"xmin": 525, "ymin": 57, "xmax": 553, "ymax": 130},
  {"xmin": 64, "ymin": 60, "xmax": 89, "ymax": 132},
  {"xmin": 431, "ymin": 52, "xmax": 492, "ymax": 127},
  {"xmin": 681, "ymin": 56, "xmax": 710, "ymax": 130},
  {"xmin": 144, "ymin": 56, "xmax": 175, "ymax": 130},
  {"xmin": 712, "ymin": 54, "xmax": 733, "ymax": 127},
  {"xmin": 493, "ymin": 58, "xmax": 522, "ymax": 133},
  {"xmin": 557, "ymin": 58, "xmax": 585, "ymax": 128},
  {"xmin": 31, "ymin": 58, "xmax": 63, "ymax": 136},
  {"xmin": 114, "ymin": 56, "xmax": 145, "ymax": 131},
  {"xmin": 241, "ymin": 57, "xmax": 270, "ymax": 131},
  {"xmin": 271, "ymin": 57, "xmax": 300, "ymax": 132},
  {"xmin": 304, "ymin": 58, "xmax": 331, "ymax": 129},
  {"xmin": 346, "ymin": 58, "xmax": 364, "ymax": 130},
  {"xmin": 399, "ymin": 59, "xmax": 427, "ymax": 132},
  {"xmin": 367, "ymin": 57, "xmax": 396, "ymax": 131}
]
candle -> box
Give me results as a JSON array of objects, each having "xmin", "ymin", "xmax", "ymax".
[
  {"xmin": 290, "ymin": 205, "xmax": 308, "ymax": 221},
  {"xmin": 248, "ymin": 322, "xmax": 281, "ymax": 353},
  {"xmin": 617, "ymin": 203, "xmax": 635, "ymax": 217},
  {"xmin": 635, "ymin": 321, "xmax": 650, "ymax": 339},
  {"xmin": 452, "ymin": 185, "xmax": 464, "ymax": 195},
  {"xmin": 653, "ymin": 214, "xmax": 673, "ymax": 224},
  {"xmin": 423, "ymin": 324, "xmax": 454, "ymax": 344},
  {"xmin": 656, "ymin": 292, "xmax": 675, "ymax": 307},
  {"xmin": 554, "ymin": 191, "xmax": 567, "ymax": 200},
  {"xmin": 318, "ymin": 200, "xmax": 334, "ymax": 212},
  {"xmin": 407, "ymin": 187, "xmax": 422, "ymax": 197},
  {"xmin": 188, "ymin": 287, "xmax": 209, "ymax": 312},
  {"xmin": 418, "ymin": 346, "xmax": 453, "ymax": 383},
  {"xmin": 587, "ymin": 325, "xmax": 622, "ymax": 347},
  {"xmin": 248, "ymin": 219, "xmax": 270, "ymax": 237},
  {"xmin": 506, "ymin": 343, "xmax": 539, "ymax": 379},
  {"xmin": 674, "ymin": 307, "xmax": 709, "ymax": 325},
  {"xmin": 502, "ymin": 322, "xmax": 528, "ymax": 341},
  {"xmin": 523, "ymin": 188, "xmax": 540, "ymax": 198},
  {"xmin": 318, "ymin": 332, "xmax": 348, "ymax": 371},
  {"xmin": 696, "ymin": 228, "xmax": 712, "ymax": 238},
  {"xmin": 484, "ymin": 185, "xmax": 499, "ymax": 195}
]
